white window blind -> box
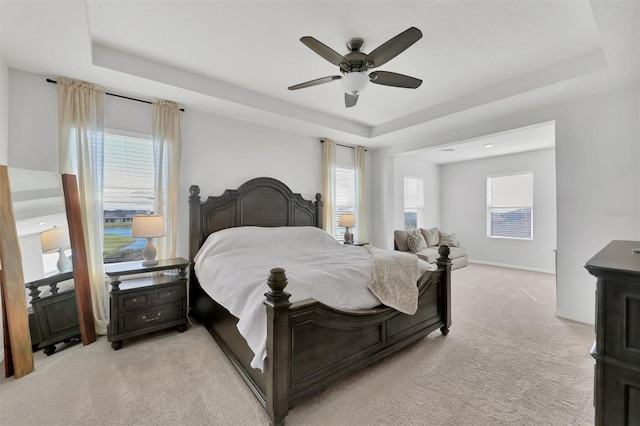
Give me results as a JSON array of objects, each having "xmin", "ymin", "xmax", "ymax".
[
  {"xmin": 404, "ymin": 176, "xmax": 424, "ymax": 229},
  {"xmin": 487, "ymin": 173, "xmax": 533, "ymax": 239},
  {"xmin": 103, "ymin": 132, "xmax": 155, "ymax": 263},
  {"xmin": 335, "ymin": 166, "xmax": 355, "ymax": 241}
]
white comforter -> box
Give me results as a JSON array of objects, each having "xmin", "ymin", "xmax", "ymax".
[{"xmin": 194, "ymin": 226, "xmax": 432, "ymax": 370}]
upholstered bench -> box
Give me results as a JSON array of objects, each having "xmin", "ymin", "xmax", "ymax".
[{"xmin": 394, "ymin": 228, "xmax": 468, "ymax": 270}]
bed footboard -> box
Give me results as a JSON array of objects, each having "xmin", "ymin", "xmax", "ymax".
[{"xmin": 263, "ymin": 247, "xmax": 452, "ymax": 425}]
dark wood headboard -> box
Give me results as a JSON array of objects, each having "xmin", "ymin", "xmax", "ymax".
[{"xmin": 188, "ymin": 177, "xmax": 323, "ymax": 262}]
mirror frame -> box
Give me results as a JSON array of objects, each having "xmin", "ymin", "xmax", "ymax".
[
  {"xmin": 61, "ymin": 174, "xmax": 96, "ymax": 345},
  {"xmin": 0, "ymin": 166, "xmax": 96, "ymax": 378},
  {"xmin": 0, "ymin": 165, "xmax": 33, "ymax": 378}
]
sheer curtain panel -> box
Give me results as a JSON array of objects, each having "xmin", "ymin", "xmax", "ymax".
[
  {"xmin": 321, "ymin": 138, "xmax": 336, "ymax": 236},
  {"xmin": 355, "ymin": 146, "xmax": 368, "ymax": 243},
  {"xmin": 152, "ymin": 100, "xmax": 182, "ymax": 260},
  {"xmin": 57, "ymin": 77, "xmax": 109, "ymax": 334}
]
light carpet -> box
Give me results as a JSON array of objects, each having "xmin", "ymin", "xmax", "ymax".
[{"xmin": 0, "ymin": 264, "xmax": 595, "ymax": 425}]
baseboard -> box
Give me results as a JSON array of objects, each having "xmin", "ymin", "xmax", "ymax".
[
  {"xmin": 555, "ymin": 309, "xmax": 594, "ymax": 326},
  {"xmin": 468, "ymin": 259, "xmax": 555, "ymax": 274}
]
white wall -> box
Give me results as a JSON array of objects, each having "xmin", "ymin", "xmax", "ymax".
[
  {"xmin": 369, "ymin": 154, "xmax": 440, "ymax": 249},
  {"xmin": 7, "ymin": 68, "xmax": 376, "ymax": 263},
  {"xmin": 177, "ymin": 109, "xmax": 323, "ymax": 256},
  {"xmin": 371, "ymin": 83, "xmax": 639, "ymax": 325},
  {"xmin": 8, "ymin": 69, "xmax": 153, "ymax": 173},
  {"xmin": 18, "ymin": 233, "xmax": 46, "ymax": 283},
  {"xmin": 440, "ymin": 148, "xmax": 557, "ymax": 272},
  {"xmin": 0, "ymin": 2, "xmax": 7, "ymax": 165},
  {"xmin": 554, "ymin": 86, "xmax": 639, "ymax": 323},
  {"xmin": 392, "ymin": 156, "xmax": 440, "ymax": 232}
]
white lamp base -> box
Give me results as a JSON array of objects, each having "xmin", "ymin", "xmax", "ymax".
[
  {"xmin": 56, "ymin": 248, "xmax": 73, "ymax": 273},
  {"xmin": 142, "ymin": 237, "xmax": 158, "ymax": 266},
  {"xmin": 344, "ymin": 227, "xmax": 353, "ymax": 244}
]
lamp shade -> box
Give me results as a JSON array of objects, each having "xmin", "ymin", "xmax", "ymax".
[
  {"xmin": 131, "ymin": 214, "xmax": 165, "ymax": 238},
  {"xmin": 40, "ymin": 226, "xmax": 71, "ymax": 254},
  {"xmin": 338, "ymin": 214, "xmax": 355, "ymax": 228}
]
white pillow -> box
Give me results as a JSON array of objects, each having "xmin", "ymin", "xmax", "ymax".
[{"xmin": 195, "ymin": 226, "xmax": 338, "ymax": 263}]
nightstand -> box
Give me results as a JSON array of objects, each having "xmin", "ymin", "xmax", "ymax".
[{"xmin": 106, "ymin": 258, "xmax": 189, "ymax": 350}]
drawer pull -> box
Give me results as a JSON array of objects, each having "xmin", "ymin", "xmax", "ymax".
[{"xmin": 142, "ymin": 312, "xmax": 162, "ymax": 322}]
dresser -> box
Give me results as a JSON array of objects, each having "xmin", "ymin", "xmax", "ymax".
[
  {"xmin": 106, "ymin": 258, "xmax": 189, "ymax": 350},
  {"xmin": 26, "ymin": 271, "xmax": 80, "ymax": 355},
  {"xmin": 584, "ymin": 240, "xmax": 640, "ymax": 425}
]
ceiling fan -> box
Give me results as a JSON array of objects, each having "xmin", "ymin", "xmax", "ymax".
[{"xmin": 288, "ymin": 27, "xmax": 423, "ymax": 108}]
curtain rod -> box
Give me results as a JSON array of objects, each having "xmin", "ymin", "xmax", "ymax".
[
  {"xmin": 320, "ymin": 139, "xmax": 367, "ymax": 151},
  {"xmin": 46, "ymin": 78, "xmax": 185, "ymax": 112}
]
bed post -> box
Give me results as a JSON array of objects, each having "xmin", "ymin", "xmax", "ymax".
[
  {"xmin": 188, "ymin": 185, "xmax": 202, "ymax": 261},
  {"xmin": 314, "ymin": 193, "xmax": 323, "ymax": 229},
  {"xmin": 436, "ymin": 245, "xmax": 452, "ymax": 335},
  {"xmin": 264, "ymin": 268, "xmax": 292, "ymax": 426},
  {"xmin": 188, "ymin": 185, "xmax": 201, "ymax": 306}
]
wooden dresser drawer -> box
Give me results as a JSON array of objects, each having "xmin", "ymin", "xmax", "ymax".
[
  {"xmin": 154, "ymin": 284, "xmax": 183, "ymax": 304},
  {"xmin": 118, "ymin": 304, "xmax": 182, "ymax": 333},
  {"xmin": 118, "ymin": 290, "xmax": 152, "ymax": 311}
]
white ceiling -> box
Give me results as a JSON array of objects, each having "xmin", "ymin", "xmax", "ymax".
[
  {"xmin": 0, "ymin": 0, "xmax": 637, "ymax": 153},
  {"xmin": 407, "ymin": 121, "xmax": 556, "ymax": 165}
]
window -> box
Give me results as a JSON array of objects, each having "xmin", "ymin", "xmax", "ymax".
[
  {"xmin": 404, "ymin": 176, "xmax": 424, "ymax": 230},
  {"xmin": 335, "ymin": 166, "xmax": 355, "ymax": 242},
  {"xmin": 487, "ymin": 173, "xmax": 533, "ymax": 239},
  {"xmin": 103, "ymin": 132, "xmax": 155, "ymax": 263}
]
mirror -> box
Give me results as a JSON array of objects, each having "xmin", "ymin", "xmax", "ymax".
[
  {"xmin": 10, "ymin": 168, "xmax": 68, "ymax": 281},
  {"xmin": 0, "ymin": 166, "xmax": 95, "ymax": 378}
]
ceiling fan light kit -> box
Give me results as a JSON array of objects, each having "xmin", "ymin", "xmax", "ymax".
[
  {"xmin": 288, "ymin": 27, "xmax": 423, "ymax": 108},
  {"xmin": 341, "ymin": 72, "xmax": 369, "ymax": 95}
]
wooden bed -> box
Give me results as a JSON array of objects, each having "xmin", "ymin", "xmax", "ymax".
[{"xmin": 188, "ymin": 177, "xmax": 452, "ymax": 425}]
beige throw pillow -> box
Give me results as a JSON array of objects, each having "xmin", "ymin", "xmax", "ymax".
[
  {"xmin": 439, "ymin": 231, "xmax": 459, "ymax": 247},
  {"xmin": 406, "ymin": 228, "xmax": 426, "ymax": 253},
  {"xmin": 421, "ymin": 227, "xmax": 440, "ymax": 247}
]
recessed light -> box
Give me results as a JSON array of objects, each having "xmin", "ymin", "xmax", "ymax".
[
  {"xmin": 484, "ymin": 144, "xmax": 494, "ymax": 148},
  {"xmin": 441, "ymin": 148, "xmax": 455, "ymax": 152},
  {"xmin": 37, "ymin": 221, "xmax": 46, "ymax": 226}
]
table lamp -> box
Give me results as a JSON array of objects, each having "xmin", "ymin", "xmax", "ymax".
[
  {"xmin": 339, "ymin": 214, "xmax": 355, "ymax": 244},
  {"xmin": 40, "ymin": 226, "xmax": 72, "ymax": 273},
  {"xmin": 131, "ymin": 214, "xmax": 165, "ymax": 266}
]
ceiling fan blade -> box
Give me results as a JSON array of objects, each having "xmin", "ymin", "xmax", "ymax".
[
  {"xmin": 300, "ymin": 36, "xmax": 348, "ymax": 66},
  {"xmin": 288, "ymin": 75, "xmax": 341, "ymax": 91},
  {"xmin": 345, "ymin": 93, "xmax": 358, "ymax": 108},
  {"xmin": 369, "ymin": 71, "xmax": 422, "ymax": 89},
  {"xmin": 365, "ymin": 27, "xmax": 422, "ymax": 68}
]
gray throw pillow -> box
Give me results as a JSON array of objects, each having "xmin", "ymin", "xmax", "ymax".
[
  {"xmin": 406, "ymin": 228, "xmax": 426, "ymax": 253},
  {"xmin": 421, "ymin": 227, "xmax": 440, "ymax": 247},
  {"xmin": 439, "ymin": 231, "xmax": 459, "ymax": 247}
]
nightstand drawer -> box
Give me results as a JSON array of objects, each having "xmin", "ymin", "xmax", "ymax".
[
  {"xmin": 119, "ymin": 304, "xmax": 182, "ymax": 332},
  {"xmin": 118, "ymin": 290, "xmax": 152, "ymax": 310},
  {"xmin": 154, "ymin": 284, "xmax": 183, "ymax": 304}
]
